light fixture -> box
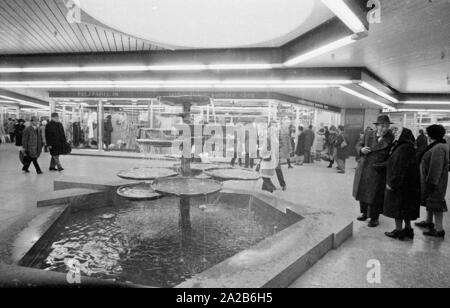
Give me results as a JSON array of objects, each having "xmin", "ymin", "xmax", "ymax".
[
  {"xmin": 339, "ymin": 87, "xmax": 397, "ymax": 111},
  {"xmin": 359, "ymin": 82, "xmax": 399, "ymax": 103},
  {"xmin": 0, "ymin": 79, "xmax": 354, "ymax": 89},
  {"xmin": 0, "ymin": 95, "xmax": 48, "ymax": 109},
  {"xmin": 401, "ymin": 101, "xmax": 450, "ymax": 105},
  {"xmin": 284, "ymin": 35, "xmax": 356, "ymax": 66},
  {"xmin": 397, "ymin": 109, "xmax": 450, "ymax": 113},
  {"xmin": 321, "ymin": 0, "xmax": 367, "ymax": 33}
]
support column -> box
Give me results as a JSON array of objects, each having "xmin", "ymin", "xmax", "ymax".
[{"xmin": 98, "ymin": 100, "xmax": 104, "ymax": 153}]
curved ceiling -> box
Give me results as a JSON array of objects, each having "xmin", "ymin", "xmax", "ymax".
[{"xmin": 80, "ymin": 0, "xmax": 334, "ymax": 49}]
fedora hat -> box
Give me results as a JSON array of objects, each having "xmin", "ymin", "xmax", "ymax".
[{"xmin": 373, "ymin": 115, "xmax": 394, "ymax": 125}]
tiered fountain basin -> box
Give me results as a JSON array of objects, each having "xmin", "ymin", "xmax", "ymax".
[{"xmin": 2, "ymin": 174, "xmax": 353, "ymax": 288}]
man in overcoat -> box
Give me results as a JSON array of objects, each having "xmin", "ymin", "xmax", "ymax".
[{"xmin": 353, "ymin": 115, "xmax": 395, "ymax": 227}]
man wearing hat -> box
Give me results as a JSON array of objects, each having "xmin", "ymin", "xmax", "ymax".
[
  {"xmin": 45, "ymin": 113, "xmax": 67, "ymax": 171},
  {"xmin": 353, "ymin": 115, "xmax": 395, "ymax": 227}
]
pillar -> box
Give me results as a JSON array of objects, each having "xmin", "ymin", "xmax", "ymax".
[{"xmin": 98, "ymin": 100, "xmax": 104, "ymax": 152}]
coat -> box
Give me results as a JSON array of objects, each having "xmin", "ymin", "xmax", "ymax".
[
  {"xmin": 260, "ymin": 130, "xmax": 279, "ymax": 178},
  {"xmin": 304, "ymin": 129, "xmax": 315, "ymax": 151},
  {"xmin": 334, "ymin": 133, "xmax": 349, "ymax": 160},
  {"xmin": 22, "ymin": 125, "xmax": 43, "ymax": 158},
  {"xmin": 420, "ymin": 142, "xmax": 449, "ymax": 212},
  {"xmin": 103, "ymin": 119, "xmax": 114, "ymax": 145},
  {"xmin": 14, "ymin": 124, "xmax": 25, "ymax": 146},
  {"xmin": 383, "ymin": 129, "xmax": 421, "ymax": 220},
  {"xmin": 279, "ymin": 130, "xmax": 292, "ymax": 160},
  {"xmin": 45, "ymin": 120, "xmax": 67, "ymax": 156},
  {"xmin": 416, "ymin": 133, "xmax": 428, "ymax": 155},
  {"xmin": 353, "ymin": 130, "xmax": 394, "ymax": 210},
  {"xmin": 295, "ymin": 132, "xmax": 305, "ymax": 156}
]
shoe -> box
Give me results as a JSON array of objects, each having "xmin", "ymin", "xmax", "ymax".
[
  {"xmin": 403, "ymin": 228, "xmax": 415, "ymax": 240},
  {"xmin": 423, "ymin": 229, "xmax": 445, "ymax": 238},
  {"xmin": 357, "ymin": 214, "xmax": 368, "ymax": 221},
  {"xmin": 22, "ymin": 169, "xmax": 30, "ymax": 173},
  {"xmin": 57, "ymin": 168, "xmax": 64, "ymax": 172},
  {"xmin": 368, "ymin": 220, "xmax": 380, "ymax": 228},
  {"xmin": 37, "ymin": 170, "xmax": 43, "ymax": 175},
  {"xmin": 385, "ymin": 229, "xmax": 405, "ymax": 240},
  {"xmin": 415, "ymin": 221, "xmax": 435, "ymax": 229},
  {"xmin": 49, "ymin": 168, "xmax": 57, "ymax": 171},
  {"xmin": 282, "ymin": 186, "xmax": 287, "ymax": 191},
  {"xmin": 337, "ymin": 170, "xmax": 345, "ymax": 174}
]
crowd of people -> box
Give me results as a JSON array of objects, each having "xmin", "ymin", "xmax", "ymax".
[
  {"xmin": 353, "ymin": 115, "xmax": 447, "ymax": 239},
  {"xmin": 2, "ymin": 113, "xmax": 68, "ymax": 173},
  {"xmin": 2, "ymin": 113, "xmax": 448, "ymax": 239}
]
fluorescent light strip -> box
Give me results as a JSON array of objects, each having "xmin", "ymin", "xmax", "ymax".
[
  {"xmin": 397, "ymin": 109, "xmax": 450, "ymax": 113},
  {"xmin": 402, "ymin": 101, "xmax": 450, "ymax": 105},
  {"xmin": 321, "ymin": 0, "xmax": 367, "ymax": 33},
  {"xmin": 0, "ymin": 80, "xmax": 352, "ymax": 88},
  {"xmin": 339, "ymin": 87, "xmax": 397, "ymax": 111},
  {"xmin": 0, "ymin": 95, "xmax": 48, "ymax": 109},
  {"xmin": 0, "ymin": 64, "xmax": 273, "ymax": 73},
  {"xmin": 359, "ymin": 82, "xmax": 399, "ymax": 103},
  {"xmin": 284, "ymin": 35, "xmax": 356, "ymax": 66}
]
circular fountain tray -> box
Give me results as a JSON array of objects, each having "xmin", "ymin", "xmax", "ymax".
[
  {"xmin": 116, "ymin": 167, "xmax": 179, "ymax": 180},
  {"xmin": 152, "ymin": 177, "xmax": 222, "ymax": 198},
  {"xmin": 117, "ymin": 182, "xmax": 162, "ymax": 200},
  {"xmin": 205, "ymin": 167, "xmax": 261, "ymax": 181},
  {"xmin": 173, "ymin": 162, "xmax": 219, "ymax": 172}
]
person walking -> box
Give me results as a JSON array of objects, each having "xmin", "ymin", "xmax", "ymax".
[
  {"xmin": 353, "ymin": 115, "xmax": 395, "ymax": 227},
  {"xmin": 303, "ymin": 125, "xmax": 315, "ymax": 164},
  {"xmin": 40, "ymin": 120, "xmax": 48, "ymax": 152},
  {"xmin": 45, "ymin": 113, "xmax": 67, "ymax": 171},
  {"xmin": 14, "ymin": 119, "xmax": 25, "ymax": 147},
  {"xmin": 383, "ymin": 127, "xmax": 421, "ymax": 240},
  {"xmin": 21, "ymin": 116, "xmax": 43, "ymax": 174},
  {"xmin": 260, "ymin": 122, "xmax": 286, "ymax": 192},
  {"xmin": 334, "ymin": 125, "xmax": 349, "ymax": 174},
  {"xmin": 103, "ymin": 115, "xmax": 113, "ymax": 150},
  {"xmin": 415, "ymin": 129, "xmax": 428, "ymax": 155},
  {"xmin": 295, "ymin": 126, "xmax": 305, "ymax": 166},
  {"xmin": 415, "ymin": 124, "xmax": 448, "ymax": 238}
]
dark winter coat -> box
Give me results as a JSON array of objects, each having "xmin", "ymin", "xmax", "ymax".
[
  {"xmin": 420, "ymin": 142, "xmax": 449, "ymax": 212},
  {"xmin": 295, "ymin": 132, "xmax": 305, "ymax": 156},
  {"xmin": 14, "ymin": 124, "xmax": 25, "ymax": 146},
  {"xmin": 303, "ymin": 129, "xmax": 315, "ymax": 151},
  {"xmin": 103, "ymin": 119, "xmax": 114, "ymax": 145},
  {"xmin": 383, "ymin": 128, "xmax": 420, "ymax": 220},
  {"xmin": 45, "ymin": 120, "xmax": 67, "ymax": 156},
  {"xmin": 334, "ymin": 133, "xmax": 349, "ymax": 160},
  {"xmin": 353, "ymin": 130, "xmax": 395, "ymax": 210},
  {"xmin": 416, "ymin": 133, "xmax": 428, "ymax": 155},
  {"xmin": 22, "ymin": 125, "xmax": 43, "ymax": 158}
]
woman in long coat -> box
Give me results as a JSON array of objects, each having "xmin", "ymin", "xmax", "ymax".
[
  {"xmin": 353, "ymin": 115, "xmax": 395, "ymax": 227},
  {"xmin": 14, "ymin": 119, "xmax": 26, "ymax": 146},
  {"xmin": 415, "ymin": 124, "xmax": 448, "ymax": 238},
  {"xmin": 279, "ymin": 125, "xmax": 293, "ymax": 168},
  {"xmin": 383, "ymin": 127, "xmax": 420, "ymax": 240},
  {"xmin": 295, "ymin": 126, "xmax": 305, "ymax": 165}
]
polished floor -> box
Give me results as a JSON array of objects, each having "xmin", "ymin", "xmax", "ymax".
[{"xmin": 0, "ymin": 143, "xmax": 449, "ymax": 287}]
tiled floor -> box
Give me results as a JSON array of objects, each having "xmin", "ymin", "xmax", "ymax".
[{"xmin": 1, "ymin": 143, "xmax": 449, "ymax": 287}]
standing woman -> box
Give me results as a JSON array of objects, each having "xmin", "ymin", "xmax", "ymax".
[
  {"xmin": 383, "ymin": 127, "xmax": 420, "ymax": 240},
  {"xmin": 327, "ymin": 126, "xmax": 339, "ymax": 168},
  {"xmin": 279, "ymin": 122, "xmax": 293, "ymax": 169},
  {"xmin": 295, "ymin": 126, "xmax": 305, "ymax": 166},
  {"xmin": 14, "ymin": 119, "xmax": 26, "ymax": 147},
  {"xmin": 415, "ymin": 124, "xmax": 448, "ymax": 238},
  {"xmin": 21, "ymin": 116, "xmax": 43, "ymax": 174},
  {"xmin": 46, "ymin": 113, "xmax": 67, "ymax": 171},
  {"xmin": 334, "ymin": 125, "xmax": 349, "ymax": 174}
]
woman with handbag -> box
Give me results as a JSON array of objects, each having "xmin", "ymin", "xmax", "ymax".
[{"xmin": 334, "ymin": 125, "xmax": 349, "ymax": 174}]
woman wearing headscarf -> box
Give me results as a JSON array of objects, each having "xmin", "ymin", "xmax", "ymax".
[
  {"xmin": 415, "ymin": 124, "xmax": 448, "ymax": 238},
  {"xmin": 382, "ymin": 126, "xmax": 420, "ymax": 240},
  {"xmin": 14, "ymin": 119, "xmax": 26, "ymax": 147}
]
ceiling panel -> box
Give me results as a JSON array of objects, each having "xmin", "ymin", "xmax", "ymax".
[
  {"xmin": 293, "ymin": 0, "xmax": 450, "ymax": 93},
  {"xmin": 0, "ymin": 0, "xmax": 165, "ymax": 54}
]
